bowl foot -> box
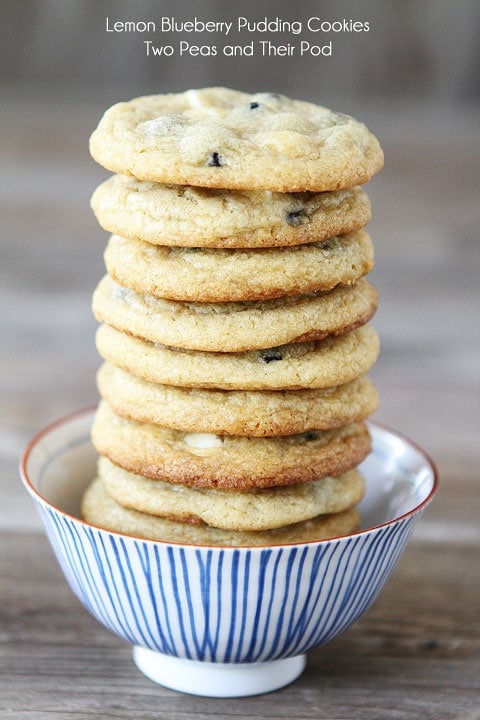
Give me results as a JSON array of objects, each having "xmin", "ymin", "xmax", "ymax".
[{"xmin": 133, "ymin": 646, "xmax": 306, "ymax": 697}]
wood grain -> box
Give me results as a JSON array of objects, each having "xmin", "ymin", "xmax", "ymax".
[
  {"xmin": 1, "ymin": 533, "xmax": 479, "ymax": 719},
  {"xmin": 1, "ymin": 92, "xmax": 479, "ymax": 717}
]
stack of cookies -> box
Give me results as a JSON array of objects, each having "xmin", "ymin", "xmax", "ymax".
[{"xmin": 82, "ymin": 88, "xmax": 383, "ymax": 546}]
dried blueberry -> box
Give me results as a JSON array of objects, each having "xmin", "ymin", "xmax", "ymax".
[
  {"xmin": 286, "ymin": 209, "xmax": 306, "ymax": 226},
  {"xmin": 207, "ymin": 152, "xmax": 223, "ymax": 167},
  {"xmin": 318, "ymin": 237, "xmax": 340, "ymax": 252},
  {"xmin": 259, "ymin": 350, "xmax": 283, "ymax": 364}
]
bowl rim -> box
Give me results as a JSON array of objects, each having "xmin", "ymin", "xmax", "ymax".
[{"xmin": 20, "ymin": 406, "xmax": 439, "ymax": 550}]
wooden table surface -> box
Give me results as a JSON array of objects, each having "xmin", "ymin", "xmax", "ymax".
[{"xmin": 1, "ymin": 90, "xmax": 479, "ymax": 719}]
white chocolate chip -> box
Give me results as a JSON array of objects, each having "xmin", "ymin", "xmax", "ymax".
[
  {"xmin": 182, "ymin": 432, "xmax": 224, "ymax": 456},
  {"xmin": 183, "ymin": 432, "xmax": 223, "ymax": 449}
]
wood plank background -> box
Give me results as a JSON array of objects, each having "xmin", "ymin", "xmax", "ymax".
[
  {"xmin": 1, "ymin": 1, "xmax": 479, "ymax": 715},
  {"xmin": 1, "ymin": 88, "xmax": 478, "ymax": 720}
]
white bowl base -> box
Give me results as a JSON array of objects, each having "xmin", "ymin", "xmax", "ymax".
[{"xmin": 133, "ymin": 646, "xmax": 307, "ymax": 697}]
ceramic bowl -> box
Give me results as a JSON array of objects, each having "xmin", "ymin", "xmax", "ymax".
[{"xmin": 20, "ymin": 408, "xmax": 437, "ymax": 697}]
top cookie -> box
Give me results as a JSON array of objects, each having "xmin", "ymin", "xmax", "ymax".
[{"xmin": 89, "ymin": 87, "xmax": 384, "ymax": 191}]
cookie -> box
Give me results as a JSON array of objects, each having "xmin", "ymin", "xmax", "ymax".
[
  {"xmin": 95, "ymin": 323, "xmax": 380, "ymax": 390},
  {"xmin": 98, "ymin": 456, "xmax": 364, "ymax": 531},
  {"xmin": 91, "ymin": 400, "xmax": 372, "ymax": 490},
  {"xmin": 82, "ymin": 476, "xmax": 362, "ymax": 546},
  {"xmin": 91, "ymin": 176, "xmax": 372, "ymax": 248},
  {"xmin": 103, "ymin": 230, "xmax": 374, "ymax": 302},
  {"xmin": 97, "ymin": 362, "xmax": 379, "ymax": 436},
  {"xmin": 89, "ymin": 88, "xmax": 383, "ymax": 191},
  {"xmin": 92, "ymin": 275, "xmax": 378, "ymax": 352}
]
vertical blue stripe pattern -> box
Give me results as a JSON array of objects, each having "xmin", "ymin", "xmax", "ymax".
[{"xmin": 35, "ymin": 501, "xmax": 422, "ymax": 663}]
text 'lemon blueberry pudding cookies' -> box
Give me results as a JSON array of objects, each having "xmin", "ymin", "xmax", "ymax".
[{"xmin": 83, "ymin": 87, "xmax": 383, "ymax": 546}]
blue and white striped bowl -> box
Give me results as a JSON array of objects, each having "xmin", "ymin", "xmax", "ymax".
[{"xmin": 20, "ymin": 408, "xmax": 437, "ymax": 697}]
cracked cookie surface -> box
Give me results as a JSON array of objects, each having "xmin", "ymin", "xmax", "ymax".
[
  {"xmin": 103, "ymin": 230, "xmax": 374, "ymax": 302},
  {"xmin": 91, "ymin": 176, "xmax": 371, "ymax": 247},
  {"xmin": 92, "ymin": 275, "xmax": 378, "ymax": 352},
  {"xmin": 82, "ymin": 477, "xmax": 362, "ymax": 545},
  {"xmin": 95, "ymin": 323, "xmax": 380, "ymax": 390},
  {"xmin": 97, "ymin": 455, "xmax": 365, "ymax": 532},
  {"xmin": 89, "ymin": 87, "xmax": 384, "ymax": 191},
  {"xmin": 91, "ymin": 400, "xmax": 372, "ymax": 490},
  {"xmin": 97, "ymin": 362, "xmax": 379, "ymax": 436}
]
